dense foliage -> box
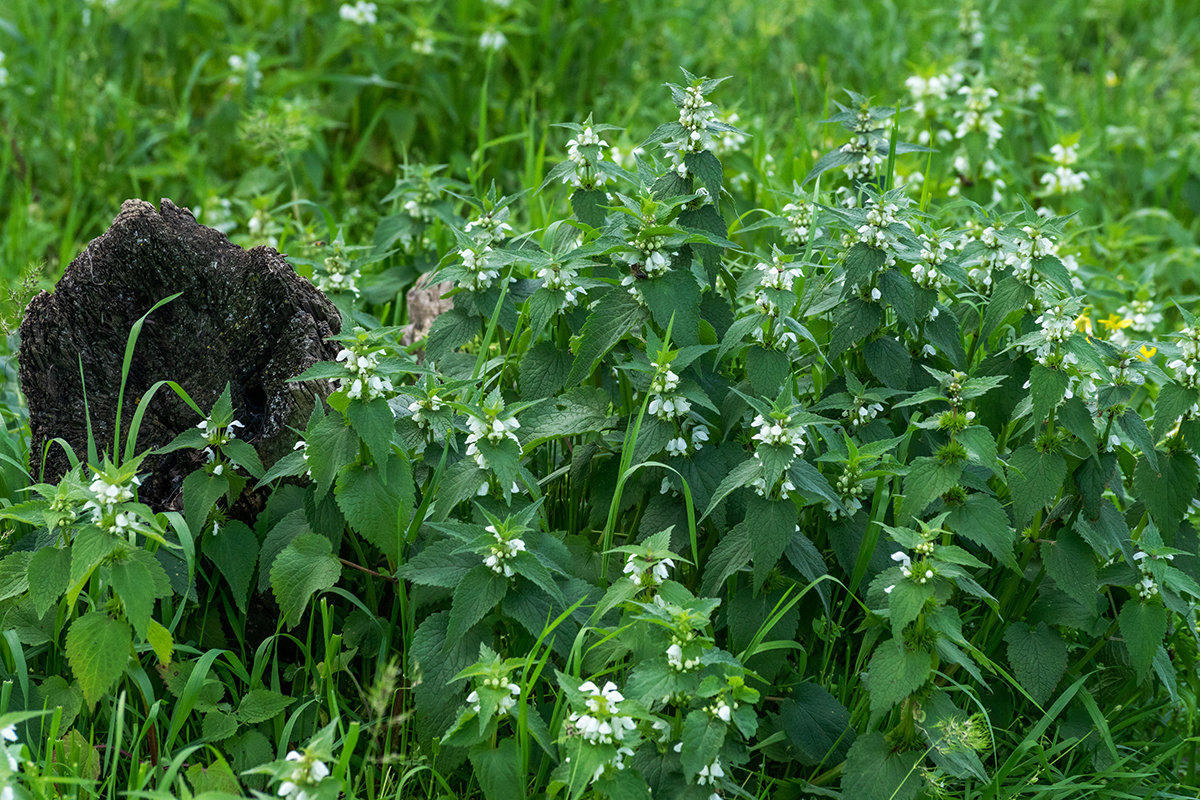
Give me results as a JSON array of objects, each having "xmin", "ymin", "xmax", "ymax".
[{"xmin": 2, "ymin": 1, "xmax": 1200, "ymax": 799}]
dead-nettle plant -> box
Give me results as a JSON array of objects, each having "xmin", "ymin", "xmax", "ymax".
[{"xmin": 2, "ymin": 69, "xmax": 1199, "ymax": 800}]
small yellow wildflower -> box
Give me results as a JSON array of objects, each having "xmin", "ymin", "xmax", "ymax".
[
  {"xmin": 1139, "ymin": 344, "xmax": 1157, "ymax": 360},
  {"xmin": 1074, "ymin": 313, "xmax": 1093, "ymax": 336},
  {"xmin": 1099, "ymin": 313, "xmax": 1133, "ymax": 332}
]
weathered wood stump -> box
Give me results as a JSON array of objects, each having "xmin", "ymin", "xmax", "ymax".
[{"xmin": 18, "ymin": 199, "xmax": 341, "ymax": 508}]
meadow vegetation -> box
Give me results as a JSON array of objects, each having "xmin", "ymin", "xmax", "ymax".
[{"xmin": 1, "ymin": 1, "xmax": 1200, "ymax": 798}]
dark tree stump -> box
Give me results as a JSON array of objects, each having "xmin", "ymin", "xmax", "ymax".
[{"xmin": 18, "ymin": 198, "xmax": 341, "ymax": 508}]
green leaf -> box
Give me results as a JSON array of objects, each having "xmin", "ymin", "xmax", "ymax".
[
  {"xmin": 679, "ymin": 709, "xmax": 726, "ymax": 781},
  {"xmin": 519, "ymin": 340, "xmax": 572, "ymax": 400},
  {"xmin": 567, "ymin": 290, "xmax": 646, "ymax": 385},
  {"xmin": 1029, "ymin": 364, "xmax": 1069, "ymax": 423},
  {"xmin": 1153, "ymin": 382, "xmax": 1200, "ymax": 442},
  {"xmin": 843, "ymin": 243, "xmax": 888, "ymax": 290},
  {"xmin": 202, "ymin": 520, "xmax": 259, "ymax": 614},
  {"xmin": 110, "ymin": 553, "xmax": 164, "ymax": 639},
  {"xmin": 946, "ymin": 493, "xmax": 1017, "ymax": 571},
  {"xmin": 0, "ymin": 552, "xmax": 32, "ymax": 602},
  {"xmin": 469, "ymin": 739, "xmax": 523, "ymax": 800},
  {"xmin": 1134, "ymin": 450, "xmax": 1199, "ymax": 535},
  {"xmin": 447, "ymin": 565, "xmax": 508, "ymax": 644},
  {"xmin": 641, "ymin": 267, "xmax": 703, "ymax": 346},
  {"xmin": 236, "ymin": 688, "xmax": 295, "ymax": 724},
  {"xmin": 426, "ymin": 305, "xmax": 478, "ymax": 361},
  {"xmin": 68, "ymin": 529, "xmax": 119, "ymax": 605},
  {"xmin": 270, "ymin": 533, "xmax": 342, "ymax": 629},
  {"xmin": 746, "ymin": 346, "xmax": 791, "ymax": 396},
  {"xmin": 866, "ymin": 639, "xmax": 931, "ymax": 718},
  {"xmin": 780, "ymin": 682, "xmax": 855, "ymax": 767},
  {"xmin": 745, "ymin": 495, "xmax": 799, "ymax": 590},
  {"xmin": 901, "ymin": 456, "xmax": 962, "ymax": 522},
  {"xmin": 147, "ymin": 619, "xmax": 173, "ymax": 665},
  {"xmin": 66, "ymin": 611, "xmax": 132, "ymax": 706},
  {"xmin": 305, "ymin": 412, "xmax": 362, "ymax": 499},
  {"xmin": 981, "ymin": 276, "xmax": 1033, "ymax": 337},
  {"xmin": 829, "ymin": 298, "xmax": 882, "ymax": 357},
  {"xmin": 886, "ymin": 580, "xmax": 933, "ymax": 642},
  {"xmin": 526, "ymin": 289, "xmax": 564, "ymax": 342},
  {"xmin": 1119, "ymin": 600, "xmax": 1167, "ymax": 683},
  {"xmin": 1007, "ymin": 444, "xmax": 1066, "ymax": 528},
  {"xmin": 684, "ymin": 150, "xmax": 723, "ymax": 200},
  {"xmin": 183, "ymin": 469, "xmax": 231, "ymax": 538},
  {"xmin": 411, "ymin": 611, "xmax": 486, "ymax": 745},
  {"xmin": 957, "ymin": 425, "xmax": 1002, "ymax": 476},
  {"xmin": 202, "ymin": 710, "xmax": 239, "ymax": 742},
  {"xmin": 701, "ymin": 523, "xmax": 752, "ymax": 595},
  {"xmin": 346, "ymin": 398, "xmax": 397, "ymax": 480},
  {"xmin": 36, "ymin": 676, "xmax": 83, "ymax": 730},
  {"xmin": 841, "ymin": 732, "xmax": 922, "ymax": 800},
  {"xmin": 570, "ymin": 188, "xmax": 607, "ymax": 228},
  {"xmin": 257, "ymin": 508, "xmax": 311, "ymax": 593},
  {"xmin": 336, "ymin": 455, "xmax": 414, "ymax": 563},
  {"xmin": 1004, "ymin": 621, "xmax": 1067, "ymax": 705},
  {"xmin": 519, "ymin": 387, "xmax": 613, "ymax": 446},
  {"xmin": 864, "ymin": 336, "xmax": 911, "ymax": 389},
  {"xmin": 396, "ymin": 538, "xmax": 478, "ymax": 588},
  {"xmin": 222, "ymin": 439, "xmax": 265, "ymax": 480},
  {"xmin": 27, "ymin": 547, "xmax": 70, "ymax": 617},
  {"xmin": 1116, "ymin": 407, "xmax": 1157, "ymax": 470},
  {"xmin": 1041, "ymin": 529, "xmax": 1097, "ymax": 609}
]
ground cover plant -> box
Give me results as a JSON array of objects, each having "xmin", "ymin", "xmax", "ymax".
[{"xmin": 2, "ymin": 1, "xmax": 1200, "ymax": 799}]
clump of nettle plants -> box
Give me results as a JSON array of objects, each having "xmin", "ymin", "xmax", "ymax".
[{"xmin": 2, "ymin": 68, "xmax": 1200, "ymax": 800}]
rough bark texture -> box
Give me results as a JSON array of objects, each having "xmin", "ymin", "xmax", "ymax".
[
  {"xmin": 18, "ymin": 198, "xmax": 341, "ymax": 508},
  {"xmin": 400, "ymin": 276, "xmax": 453, "ymax": 349}
]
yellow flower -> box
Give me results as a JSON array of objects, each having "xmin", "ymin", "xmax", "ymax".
[
  {"xmin": 1099, "ymin": 314, "xmax": 1133, "ymax": 332},
  {"xmin": 1139, "ymin": 344, "xmax": 1157, "ymax": 360},
  {"xmin": 1074, "ymin": 313, "xmax": 1093, "ymax": 335}
]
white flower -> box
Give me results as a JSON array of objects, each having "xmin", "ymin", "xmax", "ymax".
[
  {"xmin": 0, "ymin": 726, "xmax": 15, "ymax": 743},
  {"xmin": 665, "ymin": 436, "xmax": 688, "ymax": 457},
  {"xmin": 277, "ymin": 750, "xmax": 330, "ymax": 800},
  {"xmin": 696, "ymin": 758, "xmax": 725, "ymax": 785},
  {"xmin": 339, "ymin": 1, "xmax": 377, "ymax": 24},
  {"xmin": 479, "ymin": 29, "xmax": 508, "ymax": 51}
]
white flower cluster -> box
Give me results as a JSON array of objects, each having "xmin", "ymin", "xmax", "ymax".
[
  {"xmin": 625, "ymin": 552, "xmax": 675, "ymax": 588},
  {"xmin": 843, "ymin": 397, "xmax": 884, "ymax": 428},
  {"xmin": 856, "ymin": 198, "xmax": 903, "ymax": 249},
  {"xmin": 966, "ymin": 225, "xmax": 1008, "ymax": 291},
  {"xmin": 407, "ymin": 394, "xmax": 445, "ymax": 429},
  {"xmin": 537, "ymin": 263, "xmax": 587, "ymax": 308},
  {"xmin": 564, "ymin": 126, "xmax": 610, "ymax": 189},
  {"xmin": 84, "ymin": 472, "xmax": 141, "ymax": 538},
  {"xmin": 1041, "ymin": 143, "xmax": 1089, "ymax": 195},
  {"xmin": 479, "ymin": 30, "xmax": 508, "ymax": 52},
  {"xmin": 1132, "ymin": 551, "xmax": 1163, "ymax": 599},
  {"xmin": 482, "ymin": 523, "xmax": 526, "ymax": 577},
  {"xmin": 839, "ymin": 134, "xmax": 885, "ymax": 181},
  {"xmin": 751, "ymin": 413, "xmax": 805, "ymax": 455},
  {"xmin": 338, "ymin": 1, "xmax": 377, "ymax": 24},
  {"xmin": 277, "ymin": 750, "xmax": 330, "ymax": 800},
  {"xmin": 1117, "ymin": 301, "xmax": 1162, "ymax": 333},
  {"xmin": 664, "ymin": 425, "xmax": 709, "ymax": 458},
  {"xmin": 828, "ymin": 469, "xmax": 866, "ymax": 518},
  {"xmin": 696, "ymin": 758, "xmax": 726, "ymax": 785},
  {"xmin": 1035, "ymin": 304, "xmax": 1075, "ymax": 344},
  {"xmin": 634, "ymin": 237, "xmax": 674, "ymax": 278},
  {"xmin": 913, "ymin": 235, "xmax": 954, "ymax": 289},
  {"xmin": 568, "ymin": 681, "xmax": 636, "ymax": 746},
  {"xmin": 705, "ymin": 696, "xmax": 734, "ymax": 723},
  {"xmin": 336, "ymin": 346, "xmax": 393, "ymax": 401},
  {"xmin": 678, "ymin": 85, "xmax": 717, "ymax": 150},
  {"xmin": 1168, "ymin": 326, "xmax": 1200, "ymax": 389},
  {"xmin": 465, "ymin": 408, "xmax": 521, "ymax": 470},
  {"xmin": 884, "ymin": 550, "xmax": 934, "ymax": 594},
  {"xmin": 198, "ymin": 417, "xmax": 244, "ymax": 448},
  {"xmin": 905, "ymin": 71, "xmax": 963, "ymax": 120},
  {"xmin": 780, "ymin": 201, "xmax": 819, "ymax": 246},
  {"xmin": 465, "ymin": 208, "xmax": 514, "ymax": 246},
  {"xmin": 758, "ymin": 257, "xmax": 802, "ymax": 292},
  {"xmin": 467, "ymin": 676, "xmax": 521, "ymax": 716},
  {"xmin": 647, "ymin": 360, "xmax": 692, "ymax": 420},
  {"xmin": 665, "ymin": 638, "xmax": 701, "ymax": 672},
  {"xmin": 316, "ymin": 250, "xmax": 361, "ymax": 297},
  {"xmin": 2, "ymin": 724, "xmax": 22, "ymax": 796},
  {"xmin": 227, "ymin": 51, "xmax": 263, "ymax": 89},
  {"xmin": 458, "ymin": 246, "xmax": 500, "ymax": 292},
  {"xmin": 955, "ymin": 84, "xmax": 1002, "ymax": 145},
  {"xmin": 712, "ymin": 111, "xmax": 748, "ymax": 155}
]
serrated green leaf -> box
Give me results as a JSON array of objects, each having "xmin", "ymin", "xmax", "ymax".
[
  {"xmin": 426, "ymin": 305, "xmax": 478, "ymax": 361},
  {"xmin": 680, "ymin": 709, "xmax": 726, "ymax": 781},
  {"xmin": 110, "ymin": 554, "xmax": 157, "ymax": 639},
  {"xmin": 411, "ymin": 611, "xmax": 486, "ymax": 745},
  {"xmin": 1117, "ymin": 407, "xmax": 1157, "ymax": 470},
  {"xmin": 701, "ymin": 523, "xmax": 752, "ymax": 595},
  {"xmin": 864, "ymin": 336, "xmax": 911, "ymax": 389},
  {"xmin": 147, "ymin": 618, "xmax": 173, "ymax": 665},
  {"xmin": 221, "ymin": 439, "xmax": 264, "ymax": 480},
  {"xmin": 519, "ymin": 387, "xmax": 613, "ymax": 446},
  {"xmin": 780, "ymin": 682, "xmax": 855, "ymax": 767},
  {"xmin": 202, "ymin": 710, "xmax": 239, "ymax": 742},
  {"xmin": 36, "ymin": 676, "xmax": 82, "ymax": 730},
  {"xmin": 0, "ymin": 552, "xmax": 31, "ymax": 602},
  {"xmin": 1119, "ymin": 600, "xmax": 1167, "ymax": 683},
  {"xmin": 1007, "ymin": 444, "xmax": 1066, "ymax": 528},
  {"xmin": 447, "ymin": 565, "xmax": 508, "ymax": 644},
  {"xmin": 641, "ymin": 267, "xmax": 702, "ymax": 346},
  {"xmin": 183, "ymin": 469, "xmax": 231, "ymax": 538},
  {"xmin": 829, "ymin": 298, "xmax": 882, "ymax": 357},
  {"xmin": 66, "ymin": 611, "xmax": 132, "ymax": 706},
  {"xmin": 745, "ymin": 495, "xmax": 798, "ymax": 590},
  {"xmin": 202, "ymin": 520, "xmax": 259, "ymax": 614},
  {"xmin": 336, "ymin": 455, "xmax": 414, "ymax": 563},
  {"xmin": 683, "ymin": 150, "xmax": 723, "ymax": 201},
  {"xmin": 27, "ymin": 547, "xmax": 70, "ymax": 617},
  {"xmin": 746, "ymin": 346, "xmax": 790, "ymax": 396},
  {"xmin": 1041, "ymin": 529, "xmax": 1097, "ymax": 608},
  {"xmin": 901, "ymin": 456, "xmax": 962, "ymax": 521},
  {"xmin": 866, "ymin": 639, "xmax": 931, "ymax": 717},
  {"xmin": 981, "ymin": 276, "xmax": 1033, "ymax": 337},
  {"xmin": 1004, "ymin": 621, "xmax": 1066, "ymax": 705},
  {"xmin": 1029, "ymin": 363, "xmax": 1069, "ymax": 423},
  {"xmin": 567, "ymin": 290, "xmax": 646, "ymax": 385},
  {"xmin": 1134, "ymin": 450, "xmax": 1198, "ymax": 535},
  {"xmin": 346, "ymin": 398, "xmax": 396, "ymax": 481},
  {"xmin": 270, "ymin": 533, "xmax": 342, "ymax": 629},
  {"xmin": 68, "ymin": 529, "xmax": 120, "ymax": 606},
  {"xmin": 946, "ymin": 492, "xmax": 1017, "ymax": 571},
  {"xmin": 469, "ymin": 739, "xmax": 523, "ymax": 800},
  {"xmin": 304, "ymin": 412, "xmax": 361, "ymax": 499},
  {"xmin": 886, "ymin": 580, "xmax": 933, "ymax": 642},
  {"xmin": 841, "ymin": 732, "xmax": 922, "ymax": 800},
  {"xmin": 1153, "ymin": 382, "xmax": 1200, "ymax": 442},
  {"xmin": 519, "ymin": 340, "xmax": 572, "ymax": 400},
  {"xmin": 570, "ymin": 188, "xmax": 608, "ymax": 228},
  {"xmin": 236, "ymin": 688, "xmax": 295, "ymax": 724},
  {"xmin": 843, "ymin": 243, "xmax": 888, "ymax": 290}
]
